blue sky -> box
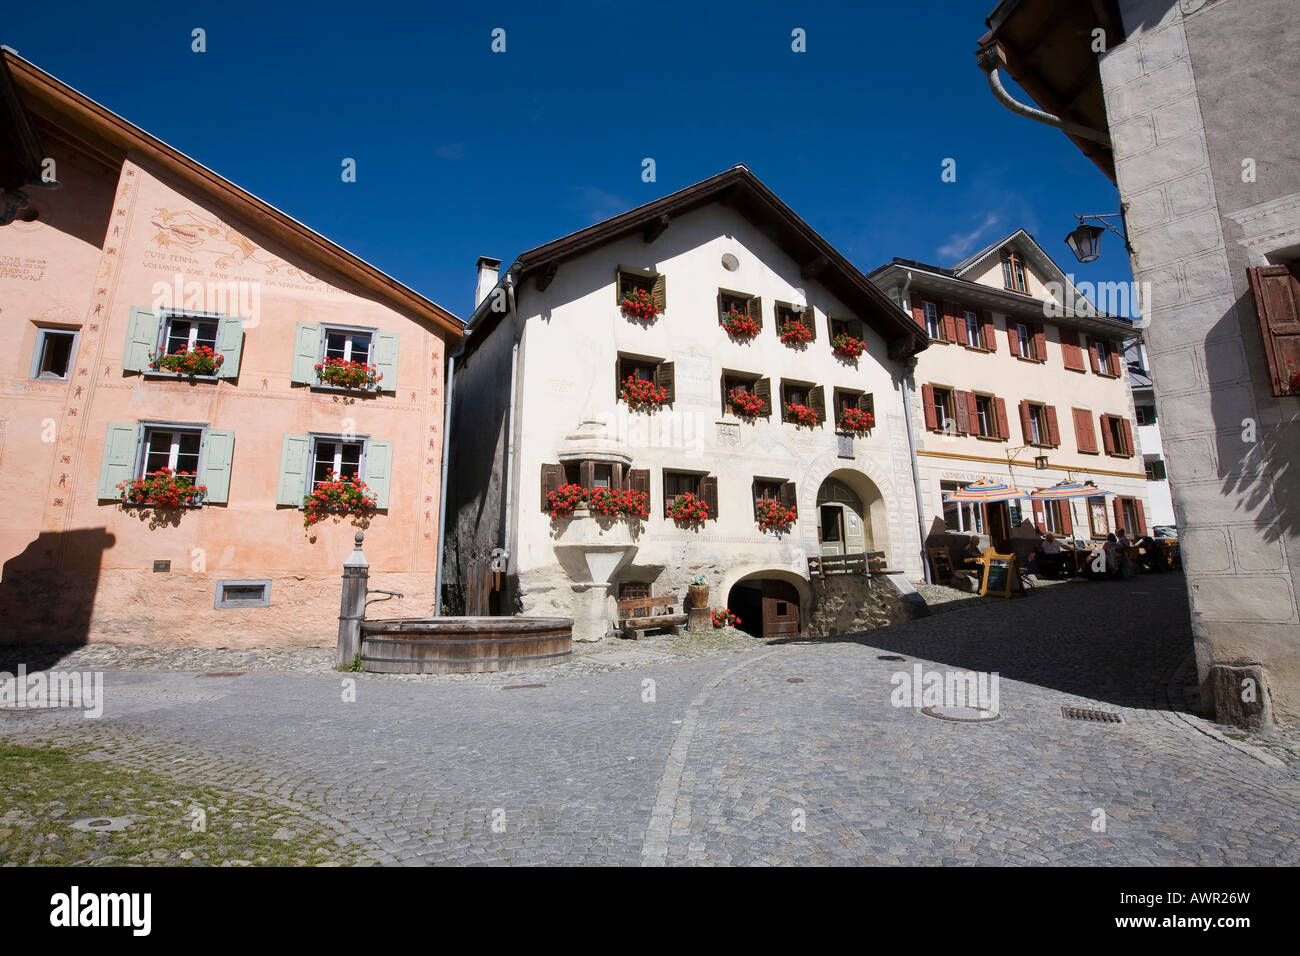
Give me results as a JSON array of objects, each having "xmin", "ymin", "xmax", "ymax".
[{"xmin": 5, "ymin": 0, "xmax": 1135, "ymax": 319}]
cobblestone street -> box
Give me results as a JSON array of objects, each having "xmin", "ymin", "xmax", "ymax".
[{"xmin": 3, "ymin": 574, "xmax": 1298, "ymax": 866}]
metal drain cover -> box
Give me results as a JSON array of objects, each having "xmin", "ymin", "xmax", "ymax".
[
  {"xmin": 786, "ymin": 677, "xmax": 804, "ymax": 683},
  {"xmin": 1062, "ymin": 706, "xmax": 1124, "ymax": 723},
  {"xmin": 69, "ymin": 816, "xmax": 134, "ymax": 832},
  {"xmin": 921, "ymin": 705, "xmax": 999, "ymax": 722}
]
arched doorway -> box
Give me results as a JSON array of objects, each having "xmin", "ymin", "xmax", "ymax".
[
  {"xmin": 817, "ymin": 476, "xmax": 870, "ymax": 556},
  {"xmin": 726, "ymin": 577, "xmax": 801, "ymax": 638}
]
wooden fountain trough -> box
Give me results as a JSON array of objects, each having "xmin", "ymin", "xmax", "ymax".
[{"xmin": 359, "ymin": 616, "xmax": 573, "ymax": 673}]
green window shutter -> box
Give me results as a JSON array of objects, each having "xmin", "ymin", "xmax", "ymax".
[
  {"xmin": 364, "ymin": 440, "xmax": 393, "ymax": 510},
  {"xmin": 200, "ymin": 429, "xmax": 235, "ymax": 503},
  {"xmin": 215, "ymin": 316, "xmax": 244, "ymax": 379},
  {"xmin": 290, "ymin": 323, "xmax": 321, "ymax": 385},
  {"xmin": 98, "ymin": 423, "xmax": 140, "ymax": 500},
  {"xmin": 122, "ymin": 307, "xmax": 160, "ymax": 373},
  {"xmin": 372, "ymin": 332, "xmax": 399, "ymax": 391},
  {"xmin": 276, "ymin": 434, "xmax": 312, "ymax": 506}
]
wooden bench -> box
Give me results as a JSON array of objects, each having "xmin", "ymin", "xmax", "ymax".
[{"xmin": 614, "ymin": 594, "xmax": 687, "ymax": 640}]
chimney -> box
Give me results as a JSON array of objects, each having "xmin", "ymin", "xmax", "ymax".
[{"xmin": 475, "ymin": 256, "xmax": 502, "ymax": 308}]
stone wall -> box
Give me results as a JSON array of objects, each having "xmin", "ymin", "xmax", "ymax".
[{"xmin": 806, "ymin": 574, "xmax": 914, "ymax": 638}]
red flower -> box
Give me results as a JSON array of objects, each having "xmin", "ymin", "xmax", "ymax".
[
  {"xmin": 838, "ymin": 406, "xmax": 875, "ymax": 433},
  {"xmin": 778, "ymin": 319, "xmax": 814, "ymax": 345},
  {"xmin": 620, "ymin": 376, "xmax": 669, "ymax": 409},
  {"xmin": 721, "ymin": 309, "xmax": 761, "ymax": 339}
]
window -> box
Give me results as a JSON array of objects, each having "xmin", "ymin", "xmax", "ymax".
[
  {"xmin": 215, "ymin": 580, "xmax": 271, "ymax": 609},
  {"xmin": 774, "ymin": 302, "xmax": 815, "ymax": 339},
  {"xmin": 142, "ymin": 426, "xmax": 202, "ymax": 476},
  {"xmin": 1087, "ymin": 495, "xmax": 1110, "ymax": 539},
  {"xmin": 124, "ymin": 307, "xmax": 243, "ymax": 380},
  {"xmin": 834, "ymin": 388, "xmax": 873, "ymax": 421},
  {"xmin": 1040, "ymin": 500, "xmax": 1068, "ymax": 535},
  {"xmin": 964, "ymin": 311, "xmax": 982, "ymax": 349},
  {"xmin": 941, "ymin": 480, "xmax": 984, "ymax": 534},
  {"xmin": 164, "ymin": 314, "xmax": 219, "ymax": 356},
  {"xmin": 1091, "ymin": 338, "xmax": 1118, "ymax": 376},
  {"xmin": 721, "ymin": 371, "xmax": 769, "ymax": 416},
  {"xmin": 923, "ymin": 301, "xmax": 943, "ymax": 340},
  {"xmin": 1015, "ymin": 323, "xmax": 1033, "ymax": 359},
  {"xmin": 31, "ymin": 328, "xmax": 78, "ymax": 381},
  {"xmin": 617, "ymin": 353, "xmax": 674, "ymax": 403},
  {"xmin": 1135, "ymin": 404, "xmax": 1157, "ymax": 426},
  {"xmin": 974, "ymin": 395, "xmax": 995, "ymax": 438},
  {"xmin": 1002, "ymin": 252, "xmax": 1028, "ymax": 293},
  {"xmin": 618, "ymin": 582, "xmax": 651, "ymax": 599},
  {"xmin": 1246, "ymin": 262, "xmax": 1300, "ymax": 396},
  {"xmin": 829, "ymin": 317, "xmax": 862, "ymax": 340},
  {"xmin": 663, "ymin": 470, "xmax": 717, "ymax": 519},
  {"xmin": 291, "ymin": 321, "xmax": 396, "ymax": 391},
  {"xmin": 1144, "ymin": 458, "xmax": 1167, "ymax": 481},
  {"xmin": 616, "ymin": 265, "xmax": 664, "ymax": 311},
  {"xmin": 931, "ymin": 387, "xmax": 954, "ymax": 431},
  {"xmin": 98, "ymin": 421, "xmax": 233, "ymax": 505},
  {"xmin": 1101, "ymin": 414, "xmax": 1133, "ymax": 456},
  {"xmin": 718, "ymin": 289, "xmax": 761, "ymax": 329},
  {"xmin": 780, "ymin": 380, "xmax": 824, "ymax": 424},
  {"xmin": 276, "ymin": 433, "xmax": 389, "ymax": 510},
  {"xmin": 1026, "ymin": 403, "xmax": 1044, "ymax": 444},
  {"xmin": 752, "ymin": 478, "xmax": 796, "ymax": 521},
  {"xmin": 324, "ymin": 327, "xmax": 372, "ymax": 365},
  {"xmin": 312, "ymin": 437, "xmax": 363, "ymax": 488}
]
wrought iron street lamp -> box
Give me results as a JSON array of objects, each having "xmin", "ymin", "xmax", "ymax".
[{"xmin": 1064, "ymin": 207, "xmax": 1133, "ymax": 263}]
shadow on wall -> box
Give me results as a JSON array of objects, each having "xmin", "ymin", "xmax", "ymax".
[
  {"xmin": 1212, "ymin": 290, "xmax": 1300, "ymax": 544},
  {"xmin": 0, "ymin": 529, "xmax": 114, "ymax": 665}
]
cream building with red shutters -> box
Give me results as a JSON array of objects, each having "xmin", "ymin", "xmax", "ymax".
[{"xmin": 870, "ymin": 230, "xmax": 1149, "ymax": 548}]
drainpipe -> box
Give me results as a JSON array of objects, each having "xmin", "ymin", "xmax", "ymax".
[
  {"xmin": 976, "ymin": 43, "xmax": 1112, "ymax": 147},
  {"xmin": 500, "ymin": 273, "xmax": 521, "ymax": 588},
  {"xmin": 901, "ymin": 353, "xmax": 932, "ymax": 585},
  {"xmin": 434, "ymin": 330, "xmax": 470, "ymax": 615}
]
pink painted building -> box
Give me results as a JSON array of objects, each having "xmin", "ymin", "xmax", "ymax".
[{"xmin": 0, "ymin": 50, "xmax": 462, "ymax": 646}]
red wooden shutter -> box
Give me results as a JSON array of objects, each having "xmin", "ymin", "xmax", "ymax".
[
  {"xmin": 1073, "ymin": 409, "xmax": 1097, "ymax": 453},
  {"xmin": 1018, "ymin": 401, "xmax": 1033, "ymax": 442},
  {"xmin": 1121, "ymin": 418, "xmax": 1135, "ymax": 457},
  {"xmin": 942, "ymin": 304, "xmax": 957, "ymax": 343},
  {"xmin": 981, "ymin": 311, "xmax": 997, "ymax": 352},
  {"xmin": 1007, "ymin": 324, "xmax": 1018, "ymax": 353},
  {"xmin": 1100, "ymin": 414, "xmax": 1115, "ymax": 454},
  {"xmin": 1113, "ymin": 498, "xmax": 1124, "ymax": 531},
  {"xmin": 922, "ymin": 384, "xmax": 937, "ymax": 430},
  {"xmin": 1248, "ymin": 264, "xmax": 1300, "ymax": 395},
  {"xmin": 1059, "ymin": 501, "xmax": 1073, "ymax": 535},
  {"xmin": 1061, "ymin": 330, "xmax": 1085, "ymax": 371},
  {"xmin": 1033, "ymin": 324, "xmax": 1047, "ymax": 361},
  {"xmin": 1108, "ymin": 347, "xmax": 1121, "ymax": 377},
  {"xmin": 994, "ymin": 397, "xmax": 1010, "ymax": 439},
  {"xmin": 910, "ymin": 299, "xmax": 926, "ymax": 329},
  {"xmin": 1134, "ymin": 499, "xmax": 1147, "ymax": 535},
  {"xmin": 955, "ymin": 311, "xmax": 969, "ymax": 346},
  {"xmin": 1032, "ymin": 501, "xmax": 1046, "ymax": 530},
  {"xmin": 1086, "ymin": 338, "xmax": 1100, "ymax": 373},
  {"xmin": 1045, "ymin": 405, "xmax": 1061, "ymax": 446},
  {"xmin": 954, "ymin": 391, "xmax": 972, "ymax": 434},
  {"xmin": 967, "ymin": 395, "xmax": 981, "ymax": 435}
]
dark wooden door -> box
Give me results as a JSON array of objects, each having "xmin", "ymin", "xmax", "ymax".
[{"xmin": 761, "ymin": 580, "xmax": 800, "ymax": 637}]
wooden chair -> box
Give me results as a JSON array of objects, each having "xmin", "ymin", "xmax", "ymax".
[{"xmin": 613, "ymin": 593, "xmax": 687, "ymax": 640}]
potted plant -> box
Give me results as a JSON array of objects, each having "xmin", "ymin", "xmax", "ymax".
[
  {"xmin": 589, "ymin": 487, "xmax": 650, "ymax": 519},
  {"xmin": 832, "ymin": 332, "xmax": 865, "ymax": 358},
  {"xmin": 727, "ymin": 386, "xmax": 767, "ymax": 417},
  {"xmin": 302, "ymin": 471, "xmax": 376, "ymax": 527},
  {"xmin": 778, "ymin": 319, "xmax": 813, "ymax": 346},
  {"xmin": 667, "ymin": 491, "xmax": 710, "ymax": 525},
  {"xmin": 785, "ymin": 402, "xmax": 821, "ymax": 427},
  {"xmin": 688, "ymin": 574, "xmax": 710, "ymax": 609},
  {"xmin": 118, "ymin": 468, "xmax": 207, "ymax": 508},
  {"xmin": 721, "ymin": 308, "xmax": 761, "ymax": 339},
  {"xmin": 316, "ymin": 357, "xmax": 381, "ymax": 390},
  {"xmin": 620, "ymin": 375, "xmax": 669, "ymax": 409},
  {"xmin": 756, "ymin": 498, "xmax": 798, "ymax": 533},
  {"xmin": 712, "ymin": 608, "xmax": 741, "ymax": 629},
  {"xmin": 546, "ymin": 482, "xmax": 587, "ymax": 518},
  {"xmin": 150, "ymin": 345, "xmax": 224, "ymax": 377},
  {"xmin": 838, "ymin": 406, "xmax": 875, "ymax": 433},
  {"xmin": 620, "ymin": 287, "xmax": 659, "ymax": 322}
]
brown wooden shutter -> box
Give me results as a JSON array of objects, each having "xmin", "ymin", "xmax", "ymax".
[
  {"xmin": 953, "ymin": 391, "xmax": 970, "ymax": 435},
  {"xmin": 754, "ymin": 376, "xmax": 772, "ymax": 416},
  {"xmin": 994, "ymin": 397, "xmax": 1010, "ymax": 439},
  {"xmin": 780, "ymin": 481, "xmax": 797, "ymax": 510},
  {"xmin": 967, "ymin": 396, "xmax": 981, "ymax": 435},
  {"xmin": 1086, "ymin": 337, "xmax": 1100, "ymax": 373},
  {"xmin": 910, "ymin": 299, "xmax": 926, "ymax": 329},
  {"xmin": 747, "ymin": 296, "xmax": 763, "ymax": 329},
  {"xmin": 1073, "ymin": 408, "xmax": 1097, "ymax": 453},
  {"xmin": 1045, "ymin": 405, "xmax": 1061, "ymax": 446},
  {"xmin": 1248, "ymin": 264, "xmax": 1300, "ymax": 394},
  {"xmin": 955, "ymin": 310, "xmax": 969, "ymax": 346},
  {"xmin": 1018, "ymin": 401, "xmax": 1034, "ymax": 443},
  {"xmin": 655, "ymin": 361, "xmax": 674, "ymax": 403},
  {"xmin": 1033, "ymin": 324, "xmax": 1047, "ymax": 361},
  {"xmin": 1059, "ymin": 501, "xmax": 1073, "ymax": 535},
  {"xmin": 1061, "ymin": 330, "xmax": 1085, "ymax": 371},
  {"xmin": 629, "ymin": 468, "xmax": 650, "ymax": 494},
  {"xmin": 1007, "ymin": 324, "xmax": 1018, "ymax": 353},
  {"xmin": 1134, "ymin": 499, "xmax": 1147, "ymax": 535},
  {"xmin": 799, "ymin": 305, "xmax": 816, "ymax": 339},
  {"xmin": 1113, "ymin": 498, "xmax": 1124, "ymax": 531},
  {"xmin": 700, "ymin": 475, "xmax": 718, "ymax": 519},
  {"xmin": 942, "ymin": 304, "xmax": 958, "ymax": 342},
  {"xmin": 981, "ymin": 311, "xmax": 997, "ymax": 352},
  {"xmin": 652, "ymin": 273, "xmax": 666, "ymax": 312},
  {"xmin": 1121, "ymin": 418, "xmax": 1135, "ymax": 457},
  {"xmin": 1107, "ymin": 346, "xmax": 1121, "ymax": 377},
  {"xmin": 1100, "ymin": 414, "xmax": 1115, "ymax": 454},
  {"xmin": 809, "ymin": 385, "xmax": 825, "ymax": 423},
  {"xmin": 922, "ymin": 384, "xmax": 937, "ymax": 430},
  {"xmin": 540, "ymin": 462, "xmax": 563, "ymax": 510},
  {"xmin": 579, "ymin": 460, "xmax": 595, "ymax": 489}
]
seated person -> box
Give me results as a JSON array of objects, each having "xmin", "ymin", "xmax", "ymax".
[
  {"xmin": 959, "ymin": 535, "xmax": 983, "ymax": 569},
  {"xmin": 1135, "ymin": 534, "xmax": 1162, "ymax": 572},
  {"xmin": 1038, "ymin": 532, "xmax": 1066, "ymax": 578},
  {"xmin": 1115, "ymin": 528, "xmax": 1135, "ymax": 578},
  {"xmin": 1102, "ymin": 533, "xmax": 1121, "ymax": 578}
]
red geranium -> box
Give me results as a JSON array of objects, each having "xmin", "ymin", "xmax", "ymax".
[
  {"xmin": 712, "ymin": 608, "xmax": 741, "ymax": 628},
  {"xmin": 589, "ymin": 486, "xmax": 650, "ymax": 519},
  {"xmin": 547, "ymin": 483, "xmax": 587, "ymax": 518},
  {"xmin": 756, "ymin": 498, "xmax": 798, "ymax": 532},
  {"xmin": 778, "ymin": 319, "xmax": 814, "ymax": 346},
  {"xmin": 620, "ymin": 287, "xmax": 659, "ymax": 322},
  {"xmin": 785, "ymin": 403, "xmax": 821, "ymax": 427},
  {"xmin": 832, "ymin": 333, "xmax": 865, "ymax": 358},
  {"xmin": 727, "ymin": 387, "xmax": 767, "ymax": 417},
  {"xmin": 302, "ymin": 471, "xmax": 377, "ymax": 527},
  {"xmin": 151, "ymin": 345, "xmax": 224, "ymax": 376},
  {"xmin": 721, "ymin": 308, "xmax": 761, "ymax": 339},
  {"xmin": 315, "ymin": 357, "xmax": 381, "ymax": 390},
  {"xmin": 667, "ymin": 492, "xmax": 710, "ymax": 525},
  {"xmin": 621, "ymin": 376, "xmax": 669, "ymax": 409},
  {"xmin": 118, "ymin": 467, "xmax": 207, "ymax": 508},
  {"xmin": 838, "ymin": 406, "xmax": 875, "ymax": 433}
]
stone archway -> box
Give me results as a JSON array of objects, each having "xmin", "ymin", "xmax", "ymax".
[
  {"xmin": 795, "ymin": 449, "xmax": 908, "ymax": 572},
  {"xmin": 720, "ymin": 566, "xmax": 813, "ymax": 639},
  {"xmin": 812, "ymin": 469, "xmax": 889, "ymax": 563}
]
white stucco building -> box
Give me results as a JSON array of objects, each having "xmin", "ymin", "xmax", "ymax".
[
  {"xmin": 441, "ymin": 166, "xmax": 930, "ymax": 641},
  {"xmin": 1125, "ymin": 338, "xmax": 1177, "ymax": 529}
]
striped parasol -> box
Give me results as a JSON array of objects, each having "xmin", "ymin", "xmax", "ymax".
[
  {"xmin": 1026, "ymin": 480, "xmax": 1114, "ymax": 499},
  {"xmin": 942, "ymin": 478, "xmax": 1026, "ymax": 503}
]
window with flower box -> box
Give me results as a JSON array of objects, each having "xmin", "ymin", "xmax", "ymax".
[
  {"xmin": 275, "ymin": 433, "xmax": 392, "ymax": 510},
  {"xmin": 774, "ymin": 301, "xmax": 815, "ymax": 343},
  {"xmin": 291, "ymin": 322, "xmax": 398, "ymax": 392},
  {"xmin": 718, "ymin": 289, "xmax": 762, "ymax": 335},
  {"xmin": 829, "ymin": 317, "xmax": 866, "ymax": 357},
  {"xmin": 539, "ymin": 462, "xmax": 649, "ymax": 516},
  {"xmin": 834, "ymin": 388, "xmax": 875, "ymax": 432},
  {"xmin": 721, "ymin": 371, "xmax": 770, "ymax": 417},
  {"xmin": 752, "ymin": 478, "xmax": 797, "ymax": 517},
  {"xmin": 31, "ymin": 327, "xmax": 78, "ymax": 381},
  {"xmin": 780, "ymin": 380, "xmax": 824, "ymax": 426},
  {"xmin": 616, "ymin": 265, "xmax": 665, "ymax": 319},
  {"xmin": 663, "ymin": 470, "xmax": 718, "ymax": 521},
  {"xmin": 616, "ymin": 353, "xmax": 674, "ymax": 406},
  {"xmin": 96, "ymin": 420, "xmax": 234, "ymax": 506},
  {"xmin": 122, "ymin": 307, "xmax": 244, "ymax": 380}
]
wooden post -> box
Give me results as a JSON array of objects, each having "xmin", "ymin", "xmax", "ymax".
[{"xmin": 337, "ymin": 531, "xmax": 368, "ymax": 668}]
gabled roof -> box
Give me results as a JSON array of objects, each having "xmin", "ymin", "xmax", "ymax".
[
  {"xmin": 0, "ymin": 48, "xmax": 462, "ymax": 339},
  {"xmin": 491, "ymin": 165, "xmax": 929, "ymax": 362}
]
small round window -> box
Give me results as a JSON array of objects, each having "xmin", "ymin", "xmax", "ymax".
[{"xmin": 721, "ymin": 253, "xmax": 740, "ymax": 272}]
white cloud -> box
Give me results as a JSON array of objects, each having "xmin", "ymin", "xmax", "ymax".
[{"xmin": 938, "ymin": 212, "xmax": 1002, "ymax": 261}]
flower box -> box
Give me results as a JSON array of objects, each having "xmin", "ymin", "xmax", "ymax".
[
  {"xmin": 589, "ymin": 486, "xmax": 650, "ymax": 519},
  {"xmin": 302, "ymin": 472, "xmax": 377, "ymax": 527},
  {"xmin": 727, "ymin": 387, "xmax": 767, "ymax": 417},
  {"xmin": 838, "ymin": 406, "xmax": 875, "ymax": 433},
  {"xmin": 785, "ymin": 402, "xmax": 821, "ymax": 427},
  {"xmin": 620, "ymin": 288, "xmax": 659, "ymax": 322},
  {"xmin": 621, "ymin": 375, "xmax": 669, "ymax": 409},
  {"xmin": 546, "ymin": 483, "xmax": 587, "ymax": 518},
  {"xmin": 712, "ymin": 608, "xmax": 740, "ymax": 628},
  {"xmin": 667, "ymin": 491, "xmax": 710, "ymax": 525},
  {"xmin": 150, "ymin": 346, "xmax": 224, "ymax": 377},
  {"xmin": 316, "ymin": 357, "xmax": 381, "ymax": 390},
  {"xmin": 721, "ymin": 309, "xmax": 761, "ymax": 339},
  {"xmin": 755, "ymin": 498, "xmax": 797, "ymax": 533},
  {"xmin": 832, "ymin": 333, "xmax": 865, "ymax": 358},
  {"xmin": 118, "ymin": 468, "xmax": 207, "ymax": 509},
  {"xmin": 778, "ymin": 320, "xmax": 814, "ymax": 346}
]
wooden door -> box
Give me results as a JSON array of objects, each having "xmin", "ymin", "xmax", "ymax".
[
  {"xmin": 818, "ymin": 504, "xmax": 845, "ymax": 556},
  {"xmin": 761, "ymin": 580, "xmax": 800, "ymax": 638}
]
